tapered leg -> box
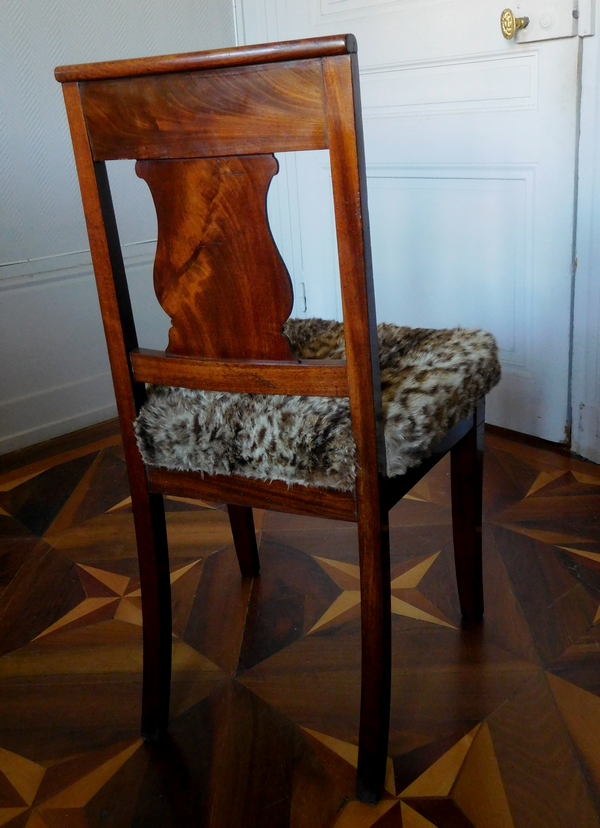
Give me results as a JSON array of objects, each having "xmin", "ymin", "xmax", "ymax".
[
  {"xmin": 227, "ymin": 504, "xmax": 260, "ymax": 577},
  {"xmin": 450, "ymin": 400, "xmax": 485, "ymax": 622},
  {"xmin": 355, "ymin": 499, "xmax": 391, "ymax": 804},
  {"xmin": 131, "ymin": 488, "xmax": 172, "ymax": 741}
]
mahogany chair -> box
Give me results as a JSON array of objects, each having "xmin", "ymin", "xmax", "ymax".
[{"xmin": 56, "ymin": 35, "xmax": 499, "ymax": 804}]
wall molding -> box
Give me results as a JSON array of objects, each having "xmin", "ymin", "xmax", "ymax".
[
  {"xmin": 572, "ymin": 9, "xmax": 600, "ymax": 463},
  {"xmin": 0, "ymin": 240, "xmax": 157, "ymax": 292},
  {"xmin": 360, "ymin": 51, "xmax": 539, "ymax": 118},
  {"xmin": 0, "ymin": 372, "xmax": 116, "ymax": 455},
  {"xmin": 0, "ymin": 241, "xmax": 159, "ymax": 455},
  {"xmin": 311, "ymin": 0, "xmax": 445, "ymax": 24},
  {"xmin": 364, "ymin": 162, "xmax": 535, "ymax": 372}
]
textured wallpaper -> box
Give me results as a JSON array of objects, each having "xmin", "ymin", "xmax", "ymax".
[{"xmin": 0, "ymin": 0, "xmax": 236, "ymax": 270}]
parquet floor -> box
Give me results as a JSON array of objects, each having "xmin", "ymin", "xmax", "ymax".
[{"xmin": 1, "ymin": 422, "xmax": 600, "ymax": 827}]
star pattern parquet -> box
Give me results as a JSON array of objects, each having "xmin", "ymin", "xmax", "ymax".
[{"xmin": 0, "ymin": 423, "xmax": 599, "ymax": 826}]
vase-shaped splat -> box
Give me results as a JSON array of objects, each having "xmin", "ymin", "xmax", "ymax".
[{"xmin": 136, "ymin": 155, "xmax": 295, "ymax": 360}]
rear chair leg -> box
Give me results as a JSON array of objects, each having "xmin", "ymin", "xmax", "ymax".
[
  {"xmin": 228, "ymin": 504, "xmax": 260, "ymax": 577},
  {"xmin": 131, "ymin": 488, "xmax": 172, "ymax": 741},
  {"xmin": 355, "ymin": 502, "xmax": 391, "ymax": 804},
  {"xmin": 450, "ymin": 400, "xmax": 485, "ymax": 622}
]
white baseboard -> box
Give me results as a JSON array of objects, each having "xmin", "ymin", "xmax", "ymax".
[
  {"xmin": 0, "ymin": 373, "xmax": 117, "ymax": 455},
  {"xmin": 0, "ymin": 242, "xmax": 167, "ymax": 458}
]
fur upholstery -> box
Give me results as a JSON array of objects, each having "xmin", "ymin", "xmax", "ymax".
[{"xmin": 134, "ymin": 319, "xmax": 501, "ymax": 490}]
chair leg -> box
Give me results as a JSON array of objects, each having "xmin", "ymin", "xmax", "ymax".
[
  {"xmin": 227, "ymin": 504, "xmax": 260, "ymax": 577},
  {"xmin": 131, "ymin": 488, "xmax": 172, "ymax": 741},
  {"xmin": 355, "ymin": 501, "xmax": 392, "ymax": 805},
  {"xmin": 450, "ymin": 400, "xmax": 485, "ymax": 622}
]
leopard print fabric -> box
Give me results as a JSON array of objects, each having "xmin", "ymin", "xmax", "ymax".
[{"xmin": 134, "ymin": 319, "xmax": 501, "ymax": 490}]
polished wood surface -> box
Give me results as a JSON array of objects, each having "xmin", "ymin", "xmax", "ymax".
[
  {"xmin": 147, "ymin": 467, "xmax": 358, "ymax": 523},
  {"xmin": 54, "ymin": 34, "xmax": 357, "ymax": 82},
  {"xmin": 450, "ymin": 402, "xmax": 485, "ymax": 622},
  {"xmin": 81, "ymin": 61, "xmax": 327, "ymax": 161},
  {"xmin": 137, "ymin": 156, "xmax": 294, "ymax": 359},
  {"xmin": 1, "ymin": 425, "xmax": 600, "ymax": 826},
  {"xmin": 130, "ymin": 351, "xmax": 349, "ymax": 397},
  {"xmin": 60, "ymin": 83, "xmax": 174, "ymax": 747},
  {"xmin": 227, "ymin": 505, "xmax": 260, "ymax": 579},
  {"xmin": 322, "ymin": 54, "xmax": 390, "ymax": 800}
]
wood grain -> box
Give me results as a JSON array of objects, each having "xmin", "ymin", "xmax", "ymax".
[
  {"xmin": 147, "ymin": 468, "xmax": 357, "ymax": 523},
  {"xmin": 0, "ymin": 418, "xmax": 119, "ymax": 478},
  {"xmin": 61, "ymin": 83, "xmax": 173, "ymax": 742},
  {"xmin": 81, "ymin": 61, "xmax": 327, "ymax": 161},
  {"xmin": 488, "ymin": 671, "xmax": 600, "ymax": 828},
  {"xmin": 54, "ymin": 34, "xmax": 357, "ymax": 82},
  {"xmin": 136, "ymin": 155, "xmax": 294, "ymax": 359},
  {"xmin": 227, "ymin": 505, "xmax": 260, "ymax": 578},
  {"xmin": 451, "ymin": 402, "xmax": 485, "ymax": 621},
  {"xmin": 130, "ymin": 350, "xmax": 349, "ymax": 397},
  {"xmin": 182, "ymin": 547, "xmax": 253, "ymax": 675},
  {"xmin": 322, "ymin": 52, "xmax": 391, "ymax": 803}
]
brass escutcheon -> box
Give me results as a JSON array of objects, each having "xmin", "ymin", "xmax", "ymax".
[{"xmin": 501, "ymin": 8, "xmax": 530, "ymax": 39}]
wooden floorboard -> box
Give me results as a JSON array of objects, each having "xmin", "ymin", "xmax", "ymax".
[{"xmin": 0, "ymin": 422, "xmax": 599, "ymax": 826}]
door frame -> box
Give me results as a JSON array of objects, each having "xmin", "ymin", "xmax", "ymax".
[{"xmin": 572, "ymin": 2, "xmax": 600, "ymax": 463}]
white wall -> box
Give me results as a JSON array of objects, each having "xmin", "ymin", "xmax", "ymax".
[
  {"xmin": 573, "ymin": 1, "xmax": 600, "ymax": 463},
  {"xmin": 3, "ymin": 0, "xmax": 600, "ymax": 461},
  {"xmin": 0, "ymin": 0, "xmax": 235, "ymax": 454}
]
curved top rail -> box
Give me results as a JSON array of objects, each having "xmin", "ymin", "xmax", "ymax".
[{"xmin": 55, "ymin": 34, "xmax": 357, "ymax": 83}]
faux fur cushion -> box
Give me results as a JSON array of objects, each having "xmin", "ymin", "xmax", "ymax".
[{"xmin": 134, "ymin": 319, "xmax": 501, "ymax": 491}]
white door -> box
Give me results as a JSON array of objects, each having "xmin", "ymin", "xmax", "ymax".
[{"xmin": 236, "ymin": 0, "xmax": 592, "ymax": 441}]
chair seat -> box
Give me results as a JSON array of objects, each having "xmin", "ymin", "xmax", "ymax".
[{"xmin": 134, "ymin": 318, "xmax": 501, "ymax": 491}]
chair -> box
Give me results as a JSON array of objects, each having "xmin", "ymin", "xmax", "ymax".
[{"xmin": 55, "ymin": 35, "xmax": 500, "ymax": 804}]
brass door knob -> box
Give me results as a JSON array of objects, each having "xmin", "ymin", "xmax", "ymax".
[{"xmin": 501, "ymin": 8, "xmax": 529, "ymax": 38}]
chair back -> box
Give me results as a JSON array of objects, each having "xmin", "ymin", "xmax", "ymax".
[{"xmin": 55, "ymin": 36, "xmax": 386, "ymax": 484}]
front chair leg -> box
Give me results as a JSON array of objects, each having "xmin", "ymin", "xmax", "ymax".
[
  {"xmin": 355, "ymin": 503, "xmax": 392, "ymax": 804},
  {"xmin": 131, "ymin": 488, "xmax": 172, "ymax": 741},
  {"xmin": 450, "ymin": 400, "xmax": 485, "ymax": 622},
  {"xmin": 227, "ymin": 504, "xmax": 260, "ymax": 577}
]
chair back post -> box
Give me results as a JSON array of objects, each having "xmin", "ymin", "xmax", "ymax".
[
  {"xmin": 323, "ymin": 49, "xmax": 386, "ymax": 486},
  {"xmin": 60, "ymin": 82, "xmax": 145, "ymax": 462},
  {"xmin": 322, "ymin": 51, "xmax": 391, "ymax": 802},
  {"xmin": 60, "ymin": 81, "xmax": 173, "ymax": 736}
]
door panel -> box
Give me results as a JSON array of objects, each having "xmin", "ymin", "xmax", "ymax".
[{"xmin": 241, "ymin": 0, "xmax": 580, "ymax": 440}]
